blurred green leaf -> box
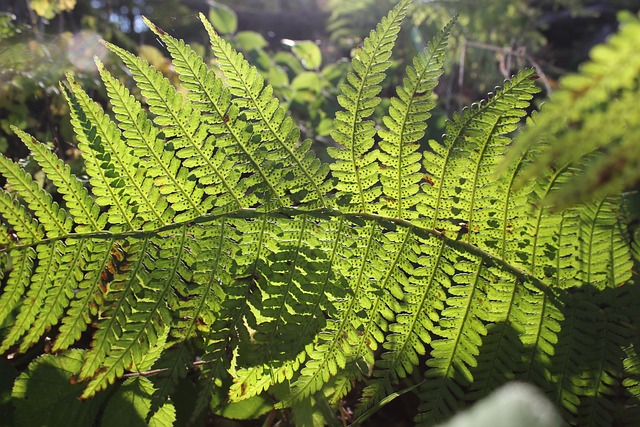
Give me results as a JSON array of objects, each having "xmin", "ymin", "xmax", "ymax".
[
  {"xmin": 292, "ymin": 71, "xmax": 322, "ymax": 92},
  {"xmin": 209, "ymin": 4, "xmax": 238, "ymax": 35},
  {"xmin": 0, "ymin": 13, "xmax": 17, "ymax": 40},
  {"xmin": 436, "ymin": 383, "xmax": 562, "ymax": 427},
  {"xmin": 291, "ymin": 40, "xmax": 322, "ymax": 70},
  {"xmin": 268, "ymin": 65, "xmax": 290, "ymax": 88},
  {"xmin": 236, "ymin": 31, "xmax": 268, "ymax": 51},
  {"xmin": 29, "ymin": 0, "xmax": 77, "ymax": 20},
  {"xmin": 274, "ymin": 51, "xmax": 305, "ymax": 74}
]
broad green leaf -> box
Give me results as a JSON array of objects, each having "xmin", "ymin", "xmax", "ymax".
[
  {"xmin": 101, "ymin": 377, "xmax": 176, "ymax": 427},
  {"xmin": 11, "ymin": 350, "xmax": 107, "ymax": 427},
  {"xmin": 211, "ymin": 388, "xmax": 273, "ymax": 420}
]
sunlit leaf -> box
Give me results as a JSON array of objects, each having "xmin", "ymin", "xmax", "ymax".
[{"xmin": 209, "ymin": 4, "xmax": 237, "ymax": 35}]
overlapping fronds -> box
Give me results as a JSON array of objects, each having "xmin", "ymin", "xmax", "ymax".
[
  {"xmin": 377, "ymin": 16, "xmax": 454, "ymax": 220},
  {"xmin": 0, "ymin": 2, "xmax": 638, "ymax": 426},
  {"xmin": 328, "ymin": 0, "xmax": 410, "ymax": 212},
  {"xmin": 508, "ymin": 11, "xmax": 640, "ymax": 208}
]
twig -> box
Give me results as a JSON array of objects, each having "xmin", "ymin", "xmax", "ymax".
[
  {"xmin": 121, "ymin": 359, "xmax": 211, "ymax": 378},
  {"xmin": 463, "ymin": 40, "xmax": 553, "ymax": 94}
]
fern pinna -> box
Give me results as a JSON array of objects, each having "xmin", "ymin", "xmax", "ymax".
[{"xmin": 1, "ymin": 0, "xmax": 638, "ymax": 425}]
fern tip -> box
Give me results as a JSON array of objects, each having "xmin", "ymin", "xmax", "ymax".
[{"xmin": 142, "ymin": 16, "xmax": 164, "ymax": 36}]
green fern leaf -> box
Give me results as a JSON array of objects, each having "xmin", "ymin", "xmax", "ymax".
[
  {"xmin": 0, "ymin": 5, "xmax": 637, "ymax": 425},
  {"xmin": 508, "ymin": 12, "xmax": 640, "ymax": 207},
  {"xmin": 357, "ymin": 232, "xmax": 444, "ymax": 413},
  {"xmin": 14, "ymin": 128, "xmax": 105, "ymax": 232},
  {"xmin": 413, "ymin": 251, "xmax": 492, "ymax": 424},
  {"xmin": 62, "ymin": 75, "xmax": 142, "ymax": 229},
  {"xmin": 0, "ymin": 154, "xmax": 72, "ymax": 237},
  {"xmin": 377, "ymin": 16, "xmax": 454, "ymax": 219},
  {"xmin": 200, "ymin": 15, "xmax": 331, "ymax": 208},
  {"xmin": 0, "ymin": 190, "xmax": 43, "ymax": 244},
  {"xmin": 149, "ymin": 220, "xmax": 237, "ymax": 410},
  {"xmin": 141, "ymin": 19, "xmax": 251, "ymax": 211},
  {"xmin": 52, "ymin": 239, "xmax": 112, "ymax": 351},
  {"xmin": 93, "ymin": 59, "xmax": 175, "ymax": 226},
  {"xmin": 0, "ymin": 241, "xmax": 63, "ymax": 353},
  {"xmin": 284, "ymin": 220, "xmax": 383, "ymax": 403},
  {"xmin": 417, "ymin": 68, "xmax": 539, "ymax": 237},
  {"xmin": 81, "ymin": 234, "xmax": 178, "ymax": 397},
  {"xmin": 0, "ymin": 192, "xmax": 42, "ymax": 326},
  {"xmin": 104, "ymin": 41, "xmax": 209, "ymax": 221},
  {"xmin": 0, "ymin": 247, "xmax": 36, "ymax": 332},
  {"xmin": 576, "ymin": 196, "xmax": 633, "ymax": 290},
  {"xmin": 328, "ymin": 0, "xmax": 410, "ymax": 212},
  {"xmin": 79, "ymin": 239, "xmax": 149, "ymax": 380},
  {"xmin": 229, "ymin": 215, "xmax": 349, "ymax": 400},
  {"xmin": 19, "ymin": 240, "xmax": 86, "ymax": 352}
]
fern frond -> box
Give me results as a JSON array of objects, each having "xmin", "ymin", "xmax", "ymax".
[
  {"xmin": 0, "ymin": 6, "xmax": 637, "ymax": 425},
  {"xmin": 0, "ymin": 154, "xmax": 72, "ymax": 237},
  {"xmin": 149, "ymin": 220, "xmax": 237, "ymax": 408},
  {"xmin": 571, "ymin": 294, "xmax": 629, "ymax": 426},
  {"xmin": 79, "ymin": 239, "xmax": 148, "ymax": 380},
  {"xmin": 576, "ymin": 196, "xmax": 633, "ymax": 290},
  {"xmin": 81, "ymin": 228, "xmax": 188, "ymax": 397},
  {"xmin": 14, "ymin": 128, "xmax": 105, "ymax": 233},
  {"xmin": 0, "ymin": 241, "xmax": 62, "ymax": 353},
  {"xmin": 414, "ymin": 251, "xmax": 491, "ymax": 424},
  {"xmin": 196, "ymin": 218, "xmax": 275, "ymax": 413},
  {"xmin": 0, "ymin": 192, "xmax": 42, "ymax": 326},
  {"xmin": 417, "ymin": 68, "xmax": 539, "ymax": 237},
  {"xmin": 141, "ymin": 20, "xmax": 251, "ymax": 211},
  {"xmin": 508, "ymin": 12, "xmax": 640, "ymax": 207},
  {"xmin": 0, "ymin": 190, "xmax": 43, "ymax": 244},
  {"xmin": 229, "ymin": 216, "xmax": 349, "ymax": 400},
  {"xmin": 284, "ymin": 221, "xmax": 384, "ymax": 404},
  {"xmin": 62, "ymin": 75, "xmax": 141, "ymax": 229},
  {"xmin": 332, "ymin": 226, "xmax": 414, "ymax": 407},
  {"xmin": 377, "ymin": 16, "xmax": 454, "ymax": 219},
  {"xmin": 328, "ymin": 0, "xmax": 410, "ymax": 212},
  {"xmin": 104, "ymin": 41, "xmax": 209, "ymax": 220},
  {"xmin": 357, "ymin": 233, "xmax": 444, "ymax": 413},
  {"xmin": 0, "ymin": 247, "xmax": 36, "ymax": 330},
  {"xmin": 200, "ymin": 15, "xmax": 331, "ymax": 208},
  {"xmin": 19, "ymin": 240, "xmax": 86, "ymax": 352},
  {"xmin": 544, "ymin": 288, "xmax": 637, "ymax": 425},
  {"xmin": 622, "ymin": 337, "xmax": 640, "ymax": 424},
  {"xmin": 95, "ymin": 59, "xmax": 176, "ymax": 227},
  {"xmin": 52, "ymin": 239, "xmax": 112, "ymax": 351}
]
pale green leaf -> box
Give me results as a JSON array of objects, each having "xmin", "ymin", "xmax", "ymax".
[{"xmin": 209, "ymin": 4, "xmax": 237, "ymax": 35}]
